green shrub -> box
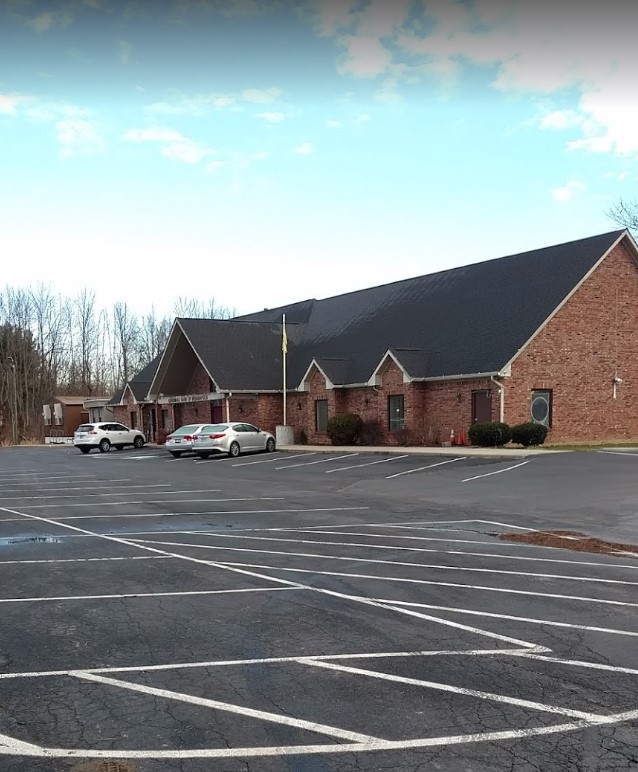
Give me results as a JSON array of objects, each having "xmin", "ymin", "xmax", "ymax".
[
  {"xmin": 327, "ymin": 413, "xmax": 363, "ymax": 445},
  {"xmin": 359, "ymin": 419, "xmax": 382, "ymax": 446},
  {"xmin": 468, "ymin": 421, "xmax": 512, "ymax": 447},
  {"xmin": 511, "ymin": 422, "xmax": 548, "ymax": 447}
]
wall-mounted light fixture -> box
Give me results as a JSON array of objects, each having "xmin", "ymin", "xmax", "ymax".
[
  {"xmin": 457, "ymin": 392, "xmax": 463, "ymax": 404},
  {"xmin": 238, "ymin": 404, "xmax": 243, "ymax": 413},
  {"xmin": 364, "ymin": 397, "xmax": 369, "ymax": 406},
  {"xmin": 297, "ymin": 401, "xmax": 302, "ymax": 410}
]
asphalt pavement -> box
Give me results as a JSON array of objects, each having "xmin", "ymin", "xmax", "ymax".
[{"xmin": 0, "ymin": 444, "xmax": 637, "ymax": 771}]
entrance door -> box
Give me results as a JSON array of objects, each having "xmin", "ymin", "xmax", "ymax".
[
  {"xmin": 471, "ymin": 390, "xmax": 492, "ymax": 423},
  {"xmin": 211, "ymin": 400, "xmax": 224, "ymax": 423},
  {"xmin": 173, "ymin": 404, "xmax": 182, "ymax": 429}
]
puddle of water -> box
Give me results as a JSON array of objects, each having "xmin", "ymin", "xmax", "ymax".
[{"xmin": 0, "ymin": 536, "xmax": 62, "ymax": 546}]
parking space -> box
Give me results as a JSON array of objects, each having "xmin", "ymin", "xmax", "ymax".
[{"xmin": 0, "ymin": 447, "xmax": 637, "ymax": 771}]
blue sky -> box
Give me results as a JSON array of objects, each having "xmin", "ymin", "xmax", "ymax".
[{"xmin": 1, "ymin": 0, "xmax": 637, "ymax": 317}]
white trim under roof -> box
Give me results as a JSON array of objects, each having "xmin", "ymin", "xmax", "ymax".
[
  {"xmin": 367, "ymin": 350, "xmax": 413, "ymax": 386},
  {"xmin": 411, "ymin": 369, "xmax": 509, "ymax": 383},
  {"xmin": 298, "ymin": 359, "xmax": 336, "ymax": 391},
  {"xmin": 501, "ymin": 230, "xmax": 636, "ymax": 373}
]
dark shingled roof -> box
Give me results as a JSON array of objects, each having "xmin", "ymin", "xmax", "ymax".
[
  {"xmin": 178, "ymin": 318, "xmax": 285, "ymax": 391},
  {"xmin": 151, "ymin": 231, "xmax": 627, "ymax": 392},
  {"xmin": 106, "ymin": 355, "xmax": 161, "ymax": 405},
  {"xmin": 236, "ymin": 230, "xmax": 626, "ymax": 385}
]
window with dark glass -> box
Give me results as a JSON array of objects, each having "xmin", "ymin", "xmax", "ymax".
[
  {"xmin": 531, "ymin": 390, "xmax": 552, "ymax": 427},
  {"xmin": 388, "ymin": 394, "xmax": 405, "ymax": 431},
  {"xmin": 315, "ymin": 399, "xmax": 329, "ymax": 432}
]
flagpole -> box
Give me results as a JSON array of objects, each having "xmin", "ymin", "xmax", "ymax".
[{"xmin": 282, "ymin": 314, "xmax": 287, "ymax": 426}]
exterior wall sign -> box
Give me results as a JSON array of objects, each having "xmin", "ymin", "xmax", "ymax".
[{"xmin": 159, "ymin": 392, "xmax": 224, "ymax": 405}]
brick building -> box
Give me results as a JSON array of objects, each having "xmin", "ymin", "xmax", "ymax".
[{"xmin": 115, "ymin": 230, "xmax": 638, "ymax": 445}]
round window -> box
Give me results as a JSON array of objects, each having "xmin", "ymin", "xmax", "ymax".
[{"xmin": 531, "ymin": 394, "xmax": 550, "ymax": 425}]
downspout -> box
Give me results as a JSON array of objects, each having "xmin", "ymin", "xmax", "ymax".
[
  {"xmin": 490, "ymin": 376, "xmax": 505, "ymax": 423},
  {"xmin": 225, "ymin": 393, "xmax": 232, "ymax": 422}
]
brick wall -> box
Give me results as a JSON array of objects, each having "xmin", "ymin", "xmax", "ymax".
[{"xmin": 506, "ymin": 241, "xmax": 638, "ymax": 443}]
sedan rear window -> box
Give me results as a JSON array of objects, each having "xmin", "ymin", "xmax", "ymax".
[
  {"xmin": 173, "ymin": 425, "xmax": 203, "ymax": 435},
  {"xmin": 207, "ymin": 424, "xmax": 229, "ymax": 432}
]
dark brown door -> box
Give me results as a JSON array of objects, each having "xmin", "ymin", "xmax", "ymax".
[
  {"xmin": 471, "ymin": 390, "xmax": 492, "ymax": 423},
  {"xmin": 211, "ymin": 400, "xmax": 224, "ymax": 423},
  {"xmin": 173, "ymin": 404, "xmax": 182, "ymax": 429}
]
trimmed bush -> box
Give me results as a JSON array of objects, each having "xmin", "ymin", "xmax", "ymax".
[
  {"xmin": 468, "ymin": 421, "xmax": 512, "ymax": 447},
  {"xmin": 359, "ymin": 419, "xmax": 382, "ymax": 446},
  {"xmin": 511, "ymin": 422, "xmax": 548, "ymax": 447},
  {"xmin": 327, "ymin": 413, "xmax": 363, "ymax": 446}
]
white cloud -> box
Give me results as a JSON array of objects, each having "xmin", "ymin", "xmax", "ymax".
[
  {"xmin": 294, "ymin": 142, "xmax": 314, "ymax": 155},
  {"xmin": 355, "ymin": 112, "xmax": 370, "ymax": 123},
  {"xmin": 551, "ymin": 180, "xmax": 586, "ymax": 203},
  {"xmin": 27, "ymin": 10, "xmax": 73, "ymax": 32},
  {"xmin": 123, "ymin": 125, "xmax": 215, "ymax": 164},
  {"xmin": 241, "ymin": 87, "xmax": 282, "ymax": 104},
  {"xmin": 326, "ymin": 119, "xmax": 342, "ymax": 128},
  {"xmin": 540, "ymin": 110, "xmax": 584, "ymax": 131},
  {"xmin": 337, "ymin": 35, "xmax": 392, "ymax": 78},
  {"xmin": 56, "ymin": 119, "xmax": 105, "ymax": 158},
  {"xmin": 117, "ymin": 39, "xmax": 132, "ymax": 65},
  {"xmin": 206, "ymin": 159, "xmax": 226, "ymax": 172},
  {"xmin": 0, "ymin": 93, "xmax": 31, "ymax": 115},
  {"xmin": 604, "ymin": 171, "xmax": 630, "ymax": 181},
  {"xmin": 257, "ymin": 111, "xmax": 286, "ymax": 123}
]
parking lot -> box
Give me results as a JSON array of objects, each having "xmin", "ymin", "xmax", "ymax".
[{"xmin": 0, "ymin": 445, "xmax": 637, "ymax": 771}]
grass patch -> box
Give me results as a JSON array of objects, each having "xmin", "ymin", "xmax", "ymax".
[{"xmin": 497, "ymin": 530, "xmax": 638, "ymax": 557}]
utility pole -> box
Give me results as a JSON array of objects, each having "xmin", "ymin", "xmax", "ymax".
[{"xmin": 7, "ymin": 356, "xmax": 17, "ymax": 444}]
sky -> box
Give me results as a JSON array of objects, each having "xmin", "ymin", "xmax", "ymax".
[{"xmin": 1, "ymin": 0, "xmax": 637, "ymax": 318}]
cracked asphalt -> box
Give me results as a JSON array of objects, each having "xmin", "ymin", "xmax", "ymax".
[{"xmin": 0, "ymin": 445, "xmax": 637, "ymax": 771}]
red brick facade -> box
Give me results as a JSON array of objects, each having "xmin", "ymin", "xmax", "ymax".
[{"xmin": 505, "ymin": 242, "xmax": 638, "ymax": 443}]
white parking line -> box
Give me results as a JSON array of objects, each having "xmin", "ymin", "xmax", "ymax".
[
  {"xmin": 0, "ymin": 484, "xmax": 172, "ymax": 500},
  {"xmin": 275, "ymin": 454, "xmax": 357, "ymax": 470},
  {"xmin": 194, "ymin": 456, "xmax": 237, "ymax": 465},
  {"xmin": 598, "ymin": 451, "xmax": 638, "ymax": 457},
  {"xmin": 386, "ymin": 457, "xmax": 465, "ymax": 479},
  {"xmin": 213, "ymin": 560, "xmax": 638, "ymax": 608},
  {"xmin": 0, "ymin": 480, "xmax": 132, "ymax": 493},
  {"xmin": 326, "ymin": 455, "xmax": 408, "ymax": 474},
  {"xmin": 233, "ymin": 453, "xmax": 311, "ymax": 467},
  {"xmin": 130, "ymin": 538, "xmax": 638, "ymax": 586},
  {"xmin": 0, "ymin": 497, "xmax": 283, "ymax": 517},
  {"xmin": 368, "ymin": 597, "xmax": 638, "ymax": 638},
  {"xmin": 462, "ymin": 461, "xmax": 531, "ymax": 483},
  {"xmin": 300, "ymin": 660, "xmax": 607, "ymax": 722},
  {"xmin": 0, "ymin": 556, "xmax": 174, "ymax": 566},
  {"xmin": 0, "ymin": 586, "xmax": 301, "ymax": 605},
  {"xmin": 92, "ymin": 454, "xmax": 162, "ymax": 460},
  {"xmin": 0, "ymin": 647, "xmax": 534, "ymax": 681},
  {"xmin": 73, "ymin": 671, "xmax": 383, "ymax": 743}
]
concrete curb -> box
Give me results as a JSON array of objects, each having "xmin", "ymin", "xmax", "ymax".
[{"xmin": 278, "ymin": 444, "xmax": 567, "ymax": 458}]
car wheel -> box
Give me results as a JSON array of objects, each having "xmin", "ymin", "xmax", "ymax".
[
  {"xmin": 98, "ymin": 438, "xmax": 111, "ymax": 453},
  {"xmin": 133, "ymin": 436, "xmax": 144, "ymax": 449},
  {"xmin": 229, "ymin": 441, "xmax": 240, "ymax": 458},
  {"xmin": 169, "ymin": 451, "xmax": 182, "ymax": 458},
  {"xmin": 266, "ymin": 438, "xmax": 276, "ymax": 453},
  {"xmin": 79, "ymin": 447, "xmax": 91, "ymax": 455},
  {"xmin": 114, "ymin": 445, "xmax": 124, "ymax": 451}
]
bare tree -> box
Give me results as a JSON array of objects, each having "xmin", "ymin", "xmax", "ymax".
[
  {"xmin": 608, "ymin": 198, "xmax": 638, "ymax": 231},
  {"xmin": 113, "ymin": 301, "xmax": 140, "ymax": 386},
  {"xmin": 173, "ymin": 297, "xmax": 235, "ymax": 319}
]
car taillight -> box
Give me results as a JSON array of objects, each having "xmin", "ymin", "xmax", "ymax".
[
  {"xmin": 88, "ymin": 431, "xmax": 97, "ymax": 435},
  {"xmin": 183, "ymin": 435, "xmax": 193, "ymax": 441},
  {"xmin": 209, "ymin": 433, "xmax": 226, "ymax": 439},
  {"xmin": 166, "ymin": 436, "xmax": 173, "ymax": 442}
]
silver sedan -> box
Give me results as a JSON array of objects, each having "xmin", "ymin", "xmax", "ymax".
[
  {"xmin": 165, "ymin": 424, "xmax": 211, "ymax": 457},
  {"xmin": 192, "ymin": 422, "xmax": 276, "ymax": 459}
]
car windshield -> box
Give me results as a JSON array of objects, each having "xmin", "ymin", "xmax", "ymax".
[
  {"xmin": 173, "ymin": 425, "xmax": 202, "ymax": 435},
  {"xmin": 76, "ymin": 425, "xmax": 94, "ymax": 432}
]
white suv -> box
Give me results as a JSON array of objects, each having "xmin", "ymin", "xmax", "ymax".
[{"xmin": 74, "ymin": 422, "xmax": 146, "ymax": 454}]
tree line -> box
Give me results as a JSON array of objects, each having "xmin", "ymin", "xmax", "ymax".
[{"xmin": 0, "ymin": 286, "xmax": 234, "ymax": 443}]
